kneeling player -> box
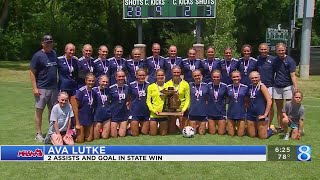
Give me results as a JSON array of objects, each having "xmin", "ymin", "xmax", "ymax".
[
  {"xmin": 128, "ymin": 69, "xmax": 150, "ymax": 136},
  {"xmin": 247, "ymin": 71, "xmax": 272, "ymax": 139},
  {"xmin": 282, "ymin": 91, "xmax": 305, "ymax": 140},
  {"xmin": 109, "ymin": 71, "xmax": 129, "ymax": 137},
  {"xmin": 45, "ymin": 91, "xmax": 74, "ymax": 145},
  {"xmin": 226, "ymin": 71, "xmax": 248, "ymax": 137},
  {"xmin": 188, "ymin": 70, "xmax": 209, "ymax": 135},
  {"xmin": 75, "ymin": 73, "xmax": 97, "ymax": 143},
  {"xmin": 147, "ymin": 69, "xmax": 168, "ymax": 136},
  {"xmin": 207, "ymin": 70, "xmax": 228, "ymax": 135},
  {"xmin": 93, "ymin": 75, "xmax": 111, "ymax": 139}
]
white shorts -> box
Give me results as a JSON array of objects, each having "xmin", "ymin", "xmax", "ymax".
[
  {"xmin": 267, "ymin": 87, "xmax": 273, "ymax": 98},
  {"xmin": 273, "ymin": 86, "xmax": 293, "ymax": 100}
]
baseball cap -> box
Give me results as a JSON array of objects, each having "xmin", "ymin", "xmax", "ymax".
[{"xmin": 42, "ymin": 35, "xmax": 53, "ymax": 43}]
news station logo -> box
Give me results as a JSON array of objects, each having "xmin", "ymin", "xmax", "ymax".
[
  {"xmin": 17, "ymin": 149, "xmax": 43, "ymax": 157},
  {"xmin": 296, "ymin": 145, "xmax": 311, "ymax": 161},
  {"xmin": 1, "ymin": 146, "xmax": 44, "ymax": 161}
]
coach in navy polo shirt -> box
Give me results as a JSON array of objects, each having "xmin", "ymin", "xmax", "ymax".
[
  {"xmin": 30, "ymin": 35, "xmax": 58, "ymax": 142},
  {"xmin": 273, "ymin": 43, "xmax": 298, "ymax": 130}
]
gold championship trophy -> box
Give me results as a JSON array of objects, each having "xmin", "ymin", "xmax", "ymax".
[{"xmin": 158, "ymin": 87, "xmax": 181, "ymax": 116}]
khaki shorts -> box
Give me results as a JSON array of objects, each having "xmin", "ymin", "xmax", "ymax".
[
  {"xmin": 34, "ymin": 89, "xmax": 58, "ymax": 109},
  {"xmin": 273, "ymin": 86, "xmax": 293, "ymax": 100}
]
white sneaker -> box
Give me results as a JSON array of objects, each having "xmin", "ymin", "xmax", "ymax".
[
  {"xmin": 284, "ymin": 133, "xmax": 290, "ymax": 141},
  {"xmin": 35, "ymin": 133, "xmax": 45, "ymax": 142}
]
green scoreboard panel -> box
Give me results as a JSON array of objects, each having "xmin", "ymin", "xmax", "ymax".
[{"xmin": 123, "ymin": 0, "xmax": 216, "ymax": 19}]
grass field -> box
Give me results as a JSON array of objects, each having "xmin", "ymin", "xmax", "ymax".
[{"xmin": 0, "ymin": 61, "xmax": 319, "ymax": 179}]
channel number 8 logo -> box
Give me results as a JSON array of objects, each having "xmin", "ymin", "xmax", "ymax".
[{"xmin": 297, "ymin": 145, "xmax": 311, "ymax": 161}]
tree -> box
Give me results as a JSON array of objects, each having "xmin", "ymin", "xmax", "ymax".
[
  {"xmin": 0, "ymin": 0, "xmax": 9, "ymax": 28},
  {"xmin": 233, "ymin": 0, "xmax": 291, "ymax": 55},
  {"xmin": 311, "ymin": 0, "xmax": 320, "ymax": 45},
  {"xmin": 203, "ymin": 0, "xmax": 238, "ymax": 57}
]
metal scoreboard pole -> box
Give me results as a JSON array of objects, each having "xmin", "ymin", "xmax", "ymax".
[
  {"xmin": 196, "ymin": 20, "xmax": 202, "ymax": 44},
  {"xmin": 194, "ymin": 20, "xmax": 204, "ymax": 59},
  {"xmin": 137, "ymin": 19, "xmax": 143, "ymax": 44},
  {"xmin": 299, "ymin": 0, "xmax": 315, "ymax": 79}
]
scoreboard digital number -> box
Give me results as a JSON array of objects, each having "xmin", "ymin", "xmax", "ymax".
[{"xmin": 123, "ymin": 0, "xmax": 216, "ymax": 19}]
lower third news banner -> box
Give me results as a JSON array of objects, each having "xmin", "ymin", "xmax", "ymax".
[{"xmin": 0, "ymin": 145, "xmax": 266, "ymax": 161}]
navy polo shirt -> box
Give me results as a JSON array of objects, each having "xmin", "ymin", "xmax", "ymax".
[
  {"xmin": 257, "ymin": 55, "xmax": 276, "ymax": 87},
  {"xmin": 274, "ymin": 56, "xmax": 296, "ymax": 88},
  {"xmin": 30, "ymin": 50, "xmax": 58, "ymax": 89}
]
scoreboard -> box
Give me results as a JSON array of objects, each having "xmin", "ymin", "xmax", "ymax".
[{"xmin": 123, "ymin": 0, "xmax": 216, "ymax": 19}]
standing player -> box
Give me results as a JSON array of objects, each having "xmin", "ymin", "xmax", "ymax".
[
  {"xmin": 30, "ymin": 35, "xmax": 58, "ymax": 142},
  {"xmin": 239, "ymin": 44, "xmax": 258, "ymax": 86},
  {"xmin": 165, "ymin": 66, "xmax": 190, "ymax": 133},
  {"xmin": 145, "ymin": 43, "xmax": 167, "ymax": 83},
  {"xmin": 181, "ymin": 48, "xmax": 201, "ymax": 82},
  {"xmin": 247, "ymin": 71, "xmax": 272, "ymax": 139},
  {"xmin": 92, "ymin": 75, "xmax": 111, "ymax": 139},
  {"xmin": 93, "ymin": 45, "xmax": 109, "ymax": 84},
  {"xmin": 257, "ymin": 43, "xmax": 276, "ymax": 127},
  {"xmin": 273, "ymin": 43, "xmax": 298, "ymax": 131},
  {"xmin": 109, "ymin": 45, "xmax": 126, "ymax": 85},
  {"xmin": 226, "ymin": 70, "xmax": 248, "ymax": 137},
  {"xmin": 57, "ymin": 43, "xmax": 78, "ymax": 126},
  {"xmin": 78, "ymin": 44, "xmax": 94, "ymax": 88},
  {"xmin": 282, "ymin": 91, "xmax": 305, "ymax": 140},
  {"xmin": 109, "ymin": 70, "xmax": 129, "ymax": 137},
  {"xmin": 128, "ymin": 69, "xmax": 150, "ymax": 136},
  {"xmin": 75, "ymin": 73, "xmax": 97, "ymax": 143},
  {"xmin": 125, "ymin": 48, "xmax": 145, "ymax": 84},
  {"xmin": 201, "ymin": 47, "xmax": 220, "ymax": 83},
  {"xmin": 146, "ymin": 69, "xmax": 168, "ymax": 135},
  {"xmin": 207, "ymin": 70, "xmax": 228, "ymax": 135},
  {"xmin": 188, "ymin": 70, "xmax": 209, "ymax": 135},
  {"xmin": 165, "ymin": 45, "xmax": 182, "ymax": 81},
  {"xmin": 44, "ymin": 92, "xmax": 74, "ymax": 145},
  {"xmin": 220, "ymin": 48, "xmax": 240, "ymax": 85}
]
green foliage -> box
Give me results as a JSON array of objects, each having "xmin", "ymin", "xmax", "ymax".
[
  {"xmin": 164, "ymin": 33, "xmax": 195, "ymax": 57},
  {"xmin": 312, "ymin": 0, "xmax": 320, "ymax": 46},
  {"xmin": 234, "ymin": 0, "xmax": 291, "ymax": 55},
  {"xmin": 203, "ymin": 0, "xmax": 238, "ymax": 58},
  {"xmin": 0, "ymin": 0, "xmax": 320, "ymax": 60},
  {"xmin": 312, "ymin": 31, "xmax": 320, "ymax": 46},
  {"xmin": 143, "ymin": 19, "xmax": 195, "ymax": 56}
]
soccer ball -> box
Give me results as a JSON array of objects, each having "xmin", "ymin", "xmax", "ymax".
[{"xmin": 182, "ymin": 126, "xmax": 195, "ymax": 138}]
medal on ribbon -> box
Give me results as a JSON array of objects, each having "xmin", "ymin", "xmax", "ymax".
[
  {"xmin": 85, "ymin": 87, "xmax": 93, "ymax": 107},
  {"xmin": 153, "ymin": 57, "xmax": 160, "ymax": 70},
  {"xmin": 65, "ymin": 56, "xmax": 73, "ymax": 76},
  {"xmin": 117, "ymin": 85, "xmax": 125, "ymax": 103},
  {"xmin": 213, "ymin": 83, "xmax": 220, "ymax": 103},
  {"xmin": 243, "ymin": 59, "xmax": 250, "ymax": 76},
  {"xmin": 137, "ymin": 82, "xmax": 146, "ymax": 100},
  {"xmin": 233, "ymin": 85, "xmax": 240, "ymax": 103},
  {"xmin": 195, "ymin": 83, "xmax": 202, "ymax": 101},
  {"xmin": 225, "ymin": 60, "xmax": 231, "ymax": 76},
  {"xmin": 250, "ymin": 83, "xmax": 260, "ymax": 99}
]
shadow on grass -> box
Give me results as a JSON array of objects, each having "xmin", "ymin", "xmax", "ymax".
[{"xmin": 0, "ymin": 61, "xmax": 30, "ymax": 71}]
